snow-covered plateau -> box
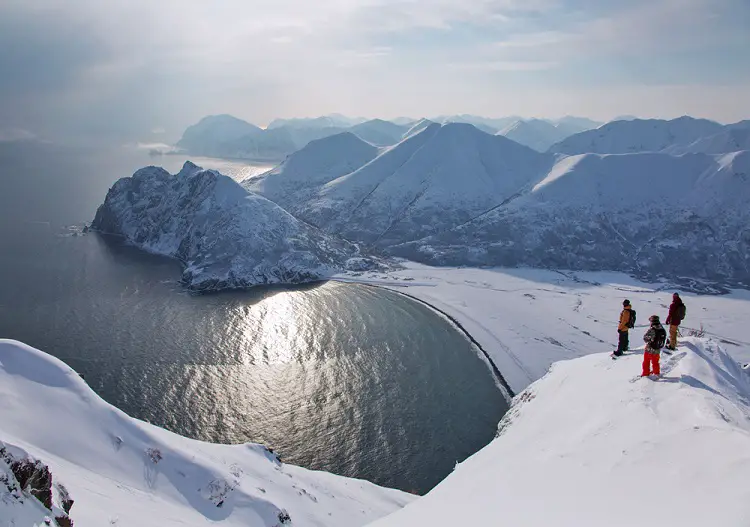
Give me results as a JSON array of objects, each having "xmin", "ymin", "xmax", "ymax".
[{"xmin": 91, "ymin": 161, "xmax": 381, "ymax": 291}]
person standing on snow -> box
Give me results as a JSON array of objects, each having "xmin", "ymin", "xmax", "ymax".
[
  {"xmin": 642, "ymin": 315, "xmax": 667, "ymax": 377},
  {"xmin": 614, "ymin": 299, "xmax": 635, "ymax": 357},
  {"xmin": 665, "ymin": 293, "xmax": 686, "ymax": 351}
]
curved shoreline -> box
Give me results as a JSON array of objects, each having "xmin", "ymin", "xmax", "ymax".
[{"xmin": 359, "ymin": 282, "xmax": 516, "ymax": 402}]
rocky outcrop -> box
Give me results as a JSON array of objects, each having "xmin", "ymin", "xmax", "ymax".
[
  {"xmin": 1, "ymin": 443, "xmax": 74, "ymax": 526},
  {"xmin": 92, "ymin": 162, "xmax": 383, "ymax": 291}
]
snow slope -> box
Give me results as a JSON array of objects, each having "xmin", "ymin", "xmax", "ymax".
[
  {"xmin": 91, "ymin": 161, "xmax": 377, "ymax": 291},
  {"xmin": 369, "ymin": 337, "xmax": 750, "ymax": 527},
  {"xmin": 392, "ymin": 150, "xmax": 750, "ymax": 284},
  {"xmin": 549, "ymin": 116, "xmax": 724, "ymax": 155},
  {"xmin": 289, "ymin": 122, "xmax": 554, "ymax": 246},
  {"xmin": 0, "ymin": 340, "xmax": 413, "ymax": 527},
  {"xmin": 244, "ymin": 133, "xmax": 380, "ymax": 212},
  {"xmin": 673, "ymin": 127, "xmax": 750, "ymax": 154},
  {"xmin": 348, "ymin": 119, "xmax": 410, "ymax": 147},
  {"xmin": 498, "ymin": 118, "xmax": 573, "ymax": 152}
]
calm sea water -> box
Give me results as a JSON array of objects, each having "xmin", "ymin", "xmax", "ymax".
[{"xmin": 0, "ymin": 142, "xmax": 508, "ymax": 493}]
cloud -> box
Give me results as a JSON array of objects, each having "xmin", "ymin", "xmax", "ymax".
[{"xmin": 0, "ymin": 0, "xmax": 747, "ymax": 138}]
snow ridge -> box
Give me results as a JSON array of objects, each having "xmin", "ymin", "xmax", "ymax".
[{"xmin": 370, "ymin": 337, "xmax": 750, "ymax": 527}]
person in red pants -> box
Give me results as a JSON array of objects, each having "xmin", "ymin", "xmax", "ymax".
[{"xmin": 642, "ymin": 315, "xmax": 667, "ymax": 377}]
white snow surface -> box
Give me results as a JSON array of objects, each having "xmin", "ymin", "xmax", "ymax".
[
  {"xmin": 0, "ymin": 339, "xmax": 413, "ymax": 527},
  {"xmin": 91, "ymin": 161, "xmax": 377, "ymax": 291},
  {"xmin": 369, "ymin": 335, "xmax": 750, "ymax": 527}
]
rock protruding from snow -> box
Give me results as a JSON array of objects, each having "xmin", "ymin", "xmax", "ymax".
[
  {"xmin": 370, "ymin": 338, "xmax": 750, "ymax": 527},
  {"xmin": 392, "ymin": 150, "xmax": 750, "ymax": 284},
  {"xmin": 92, "ymin": 162, "xmax": 377, "ymax": 290},
  {"xmin": 549, "ymin": 116, "xmax": 724, "ymax": 154},
  {"xmin": 0, "ymin": 339, "xmax": 413, "ymax": 527},
  {"xmin": 1, "ymin": 441, "xmax": 75, "ymax": 527}
]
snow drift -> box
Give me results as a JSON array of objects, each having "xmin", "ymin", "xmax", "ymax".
[
  {"xmin": 0, "ymin": 339, "xmax": 413, "ymax": 527},
  {"xmin": 370, "ymin": 337, "xmax": 750, "ymax": 527},
  {"xmin": 92, "ymin": 161, "xmax": 379, "ymax": 291}
]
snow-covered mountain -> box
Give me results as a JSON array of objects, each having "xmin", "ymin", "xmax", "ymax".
[
  {"xmin": 549, "ymin": 116, "xmax": 724, "ymax": 154},
  {"xmin": 671, "ymin": 123, "xmax": 750, "ymax": 154},
  {"xmin": 245, "ymin": 133, "xmax": 380, "ymax": 212},
  {"xmin": 498, "ymin": 119, "xmax": 574, "ymax": 152},
  {"xmin": 92, "ymin": 161, "xmax": 379, "ymax": 291},
  {"xmin": 550, "ymin": 115, "xmax": 603, "ymax": 134},
  {"xmin": 280, "ymin": 122, "xmax": 554, "ymax": 247},
  {"xmin": 267, "ymin": 114, "xmax": 366, "ymax": 130},
  {"xmin": 176, "ymin": 115, "xmax": 264, "ymax": 158},
  {"xmin": 371, "ymin": 337, "xmax": 750, "ymax": 527},
  {"xmin": 391, "ymin": 150, "xmax": 750, "ymax": 284},
  {"xmin": 348, "ymin": 119, "xmax": 410, "ymax": 147},
  {"xmin": 0, "ymin": 339, "xmax": 413, "ymax": 527}
]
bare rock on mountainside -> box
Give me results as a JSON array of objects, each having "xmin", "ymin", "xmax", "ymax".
[
  {"xmin": 1, "ymin": 443, "xmax": 74, "ymax": 526},
  {"xmin": 92, "ymin": 161, "xmax": 382, "ymax": 291}
]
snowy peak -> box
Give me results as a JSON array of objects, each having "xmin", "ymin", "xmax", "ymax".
[
  {"xmin": 176, "ymin": 115, "xmax": 263, "ymax": 157},
  {"xmin": 280, "ymin": 121, "xmax": 553, "ymax": 246},
  {"xmin": 244, "ymin": 132, "xmax": 379, "ymax": 210},
  {"xmin": 499, "ymin": 118, "xmax": 573, "ymax": 152},
  {"xmin": 549, "ymin": 116, "xmax": 724, "ymax": 154},
  {"xmin": 349, "ymin": 119, "xmax": 410, "ymax": 146},
  {"xmin": 371, "ymin": 339, "xmax": 750, "ymax": 527},
  {"xmin": 92, "ymin": 163, "xmax": 377, "ymax": 290}
]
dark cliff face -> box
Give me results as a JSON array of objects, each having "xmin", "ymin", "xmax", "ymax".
[{"xmin": 1, "ymin": 445, "xmax": 74, "ymax": 526}]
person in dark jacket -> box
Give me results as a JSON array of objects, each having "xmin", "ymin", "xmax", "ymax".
[
  {"xmin": 642, "ymin": 315, "xmax": 667, "ymax": 376},
  {"xmin": 614, "ymin": 299, "xmax": 633, "ymax": 356},
  {"xmin": 665, "ymin": 293, "xmax": 685, "ymax": 350}
]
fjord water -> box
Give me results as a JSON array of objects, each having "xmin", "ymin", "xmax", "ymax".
[{"xmin": 0, "ymin": 142, "xmax": 508, "ymax": 493}]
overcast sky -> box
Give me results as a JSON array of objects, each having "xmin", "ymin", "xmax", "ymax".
[{"xmin": 1, "ymin": 0, "xmax": 748, "ymax": 142}]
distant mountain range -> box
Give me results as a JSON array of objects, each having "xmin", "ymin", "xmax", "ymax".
[
  {"xmin": 105, "ymin": 112, "xmax": 750, "ymax": 288},
  {"xmin": 174, "ymin": 113, "xmax": 604, "ymax": 160}
]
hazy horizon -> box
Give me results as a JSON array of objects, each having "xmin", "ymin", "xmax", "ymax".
[{"xmin": 1, "ymin": 0, "xmax": 748, "ymax": 144}]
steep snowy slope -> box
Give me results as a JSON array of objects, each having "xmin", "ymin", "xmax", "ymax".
[
  {"xmin": 177, "ymin": 115, "xmax": 263, "ymax": 157},
  {"xmin": 673, "ymin": 127, "xmax": 750, "ymax": 154},
  {"xmin": 0, "ymin": 340, "xmax": 413, "ymax": 527},
  {"xmin": 549, "ymin": 116, "xmax": 723, "ymax": 154},
  {"xmin": 370, "ymin": 338, "xmax": 750, "ymax": 527},
  {"xmin": 499, "ymin": 119, "xmax": 573, "ymax": 152},
  {"xmin": 295, "ymin": 123, "xmax": 554, "ymax": 247},
  {"xmin": 349, "ymin": 119, "xmax": 410, "ymax": 146},
  {"xmin": 245, "ymin": 133, "xmax": 380, "ymax": 211},
  {"xmin": 91, "ymin": 162, "xmax": 375, "ymax": 291},
  {"xmin": 393, "ymin": 150, "xmax": 750, "ymax": 283}
]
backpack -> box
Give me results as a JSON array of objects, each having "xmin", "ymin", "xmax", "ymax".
[
  {"xmin": 627, "ymin": 309, "xmax": 636, "ymax": 329},
  {"xmin": 649, "ymin": 326, "xmax": 667, "ymax": 349},
  {"xmin": 677, "ymin": 303, "xmax": 686, "ymax": 321}
]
